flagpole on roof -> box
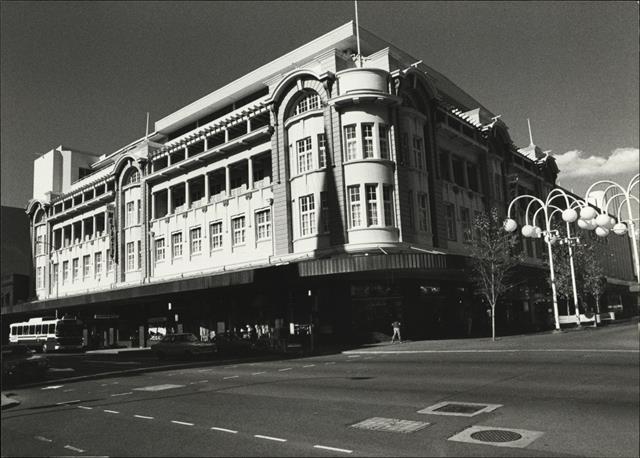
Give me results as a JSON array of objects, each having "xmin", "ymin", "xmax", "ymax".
[
  {"xmin": 527, "ymin": 118, "xmax": 534, "ymax": 145},
  {"xmin": 145, "ymin": 112, "xmax": 150, "ymax": 139},
  {"xmin": 355, "ymin": 1, "xmax": 363, "ymax": 68}
]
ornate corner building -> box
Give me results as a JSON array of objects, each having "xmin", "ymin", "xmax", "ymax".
[{"xmin": 11, "ymin": 22, "xmax": 636, "ymax": 346}]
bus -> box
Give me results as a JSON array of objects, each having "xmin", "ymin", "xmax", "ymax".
[{"xmin": 9, "ymin": 316, "xmax": 84, "ymax": 352}]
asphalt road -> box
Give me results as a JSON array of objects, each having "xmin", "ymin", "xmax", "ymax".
[{"xmin": 2, "ymin": 322, "xmax": 638, "ymax": 457}]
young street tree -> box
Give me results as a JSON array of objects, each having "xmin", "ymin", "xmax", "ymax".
[{"xmin": 467, "ymin": 208, "xmax": 523, "ymax": 341}]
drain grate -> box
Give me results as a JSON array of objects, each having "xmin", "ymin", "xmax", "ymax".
[
  {"xmin": 418, "ymin": 401, "xmax": 502, "ymax": 417},
  {"xmin": 449, "ymin": 426, "xmax": 543, "ymax": 449},
  {"xmin": 351, "ymin": 417, "xmax": 430, "ymax": 434},
  {"xmin": 471, "ymin": 429, "xmax": 523, "ymax": 442}
]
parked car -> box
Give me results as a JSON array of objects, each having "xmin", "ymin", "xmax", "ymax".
[
  {"xmin": 151, "ymin": 333, "xmax": 217, "ymax": 359},
  {"xmin": 1, "ymin": 344, "xmax": 49, "ymax": 380}
]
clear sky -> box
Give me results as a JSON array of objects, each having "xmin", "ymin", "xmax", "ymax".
[{"xmin": 1, "ymin": 1, "xmax": 638, "ymax": 209}]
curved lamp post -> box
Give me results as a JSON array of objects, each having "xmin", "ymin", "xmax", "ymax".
[
  {"xmin": 581, "ymin": 174, "xmax": 639, "ymax": 285},
  {"xmin": 504, "ymin": 188, "xmax": 581, "ymax": 331}
]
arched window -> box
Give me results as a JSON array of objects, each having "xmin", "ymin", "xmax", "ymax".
[
  {"xmin": 123, "ymin": 168, "xmax": 140, "ymax": 186},
  {"xmin": 34, "ymin": 209, "xmax": 45, "ymax": 224},
  {"xmin": 293, "ymin": 92, "xmax": 320, "ymax": 117}
]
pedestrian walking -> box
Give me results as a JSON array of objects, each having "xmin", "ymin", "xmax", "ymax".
[{"xmin": 391, "ymin": 320, "xmax": 402, "ymax": 343}]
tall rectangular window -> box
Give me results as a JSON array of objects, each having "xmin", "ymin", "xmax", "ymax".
[
  {"xmin": 63, "ymin": 261, "xmax": 69, "ymax": 283},
  {"xmin": 106, "ymin": 249, "xmax": 113, "ymax": 272},
  {"xmin": 383, "ymin": 185, "xmax": 394, "ymax": 226},
  {"xmin": 452, "ymin": 157, "xmax": 465, "ymax": 187},
  {"xmin": 172, "ymin": 232, "xmax": 183, "ymax": 258},
  {"xmin": 348, "ymin": 186, "xmax": 361, "ymax": 228},
  {"xmin": 94, "ymin": 252, "xmax": 102, "ymax": 278},
  {"xmin": 439, "ymin": 151, "xmax": 451, "ymax": 180},
  {"xmin": 413, "ymin": 136, "xmax": 424, "ymax": 169},
  {"xmin": 36, "ymin": 267, "xmax": 43, "ymax": 289},
  {"xmin": 365, "ymin": 184, "xmax": 378, "ymax": 226},
  {"xmin": 419, "ymin": 193, "xmax": 429, "ymax": 231},
  {"xmin": 232, "ymin": 216, "xmax": 245, "ymax": 246},
  {"xmin": 320, "ymin": 192, "xmax": 329, "ymax": 233},
  {"xmin": 83, "ymin": 254, "xmax": 91, "ymax": 279},
  {"xmin": 318, "ymin": 133, "xmax": 327, "ymax": 168},
  {"xmin": 52, "ymin": 263, "xmax": 59, "ymax": 289},
  {"xmin": 126, "ymin": 242, "xmax": 135, "ymax": 271},
  {"xmin": 407, "ymin": 191, "xmax": 414, "ymax": 229},
  {"xmin": 300, "ymin": 195, "xmax": 315, "ymax": 236},
  {"xmin": 362, "ymin": 123, "xmax": 374, "ymax": 158},
  {"xmin": 126, "ymin": 201, "xmax": 135, "ymax": 227},
  {"xmin": 467, "ymin": 163, "xmax": 479, "ymax": 192},
  {"xmin": 256, "ymin": 210, "xmax": 271, "ymax": 240},
  {"xmin": 209, "ymin": 222, "xmax": 223, "ymax": 250},
  {"xmin": 137, "ymin": 241, "xmax": 141, "ymax": 269},
  {"xmin": 344, "ymin": 125, "xmax": 357, "ymax": 161},
  {"xmin": 379, "ymin": 125, "xmax": 389, "ymax": 159},
  {"xmin": 190, "ymin": 227, "xmax": 202, "ymax": 255},
  {"xmin": 296, "ymin": 137, "xmax": 313, "ymax": 174},
  {"xmin": 494, "ymin": 173, "xmax": 504, "ymax": 201},
  {"xmin": 136, "ymin": 199, "xmax": 141, "ymax": 224},
  {"xmin": 445, "ymin": 203, "xmax": 457, "ymax": 241},
  {"xmin": 36, "ymin": 235, "xmax": 44, "ymax": 255},
  {"xmin": 155, "ymin": 238, "xmax": 165, "ymax": 262},
  {"xmin": 72, "ymin": 258, "xmax": 79, "ymax": 282},
  {"xmin": 460, "ymin": 207, "xmax": 472, "ymax": 242}
]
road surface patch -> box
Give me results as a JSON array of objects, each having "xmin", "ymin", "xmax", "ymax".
[
  {"xmin": 133, "ymin": 384, "xmax": 185, "ymax": 391},
  {"xmin": 448, "ymin": 425, "xmax": 543, "ymax": 448},
  {"xmin": 351, "ymin": 417, "xmax": 430, "ymax": 434},
  {"xmin": 314, "ymin": 445, "xmax": 353, "ymax": 453},
  {"xmin": 418, "ymin": 401, "xmax": 502, "ymax": 417}
]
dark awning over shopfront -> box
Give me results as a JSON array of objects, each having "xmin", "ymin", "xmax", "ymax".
[
  {"xmin": 3, "ymin": 268, "xmax": 255, "ymax": 316},
  {"xmin": 298, "ymin": 252, "xmax": 449, "ymax": 277}
]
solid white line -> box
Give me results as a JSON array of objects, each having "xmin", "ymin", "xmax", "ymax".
[
  {"xmin": 347, "ymin": 355, "xmax": 360, "ymax": 358},
  {"xmin": 211, "ymin": 427, "xmax": 238, "ymax": 434},
  {"xmin": 111, "ymin": 392, "xmax": 133, "ymax": 397},
  {"xmin": 134, "ymin": 415, "xmax": 154, "ymax": 420},
  {"xmin": 223, "ymin": 375, "xmax": 239, "ymax": 379},
  {"xmin": 56, "ymin": 400, "xmax": 81, "ymax": 405},
  {"xmin": 171, "ymin": 420, "xmax": 194, "ymax": 426},
  {"xmin": 254, "ymin": 434, "xmax": 287, "ymax": 442},
  {"xmin": 314, "ymin": 445, "xmax": 353, "ymax": 453},
  {"xmin": 64, "ymin": 445, "xmax": 85, "ymax": 453},
  {"xmin": 34, "ymin": 436, "xmax": 52, "ymax": 442},
  {"xmin": 77, "ymin": 406, "xmax": 93, "ymax": 410},
  {"xmin": 303, "ymin": 364, "xmax": 315, "ymax": 367},
  {"xmin": 343, "ymin": 349, "xmax": 640, "ymax": 354},
  {"xmin": 278, "ymin": 368, "xmax": 292, "ymax": 372},
  {"xmin": 252, "ymin": 372, "xmax": 266, "ymax": 375},
  {"xmin": 103, "ymin": 409, "xmax": 119, "ymax": 414}
]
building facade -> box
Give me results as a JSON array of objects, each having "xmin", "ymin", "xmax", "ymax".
[{"xmin": 9, "ymin": 22, "xmax": 637, "ymax": 347}]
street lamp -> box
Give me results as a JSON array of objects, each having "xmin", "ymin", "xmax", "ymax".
[
  {"xmin": 580, "ymin": 174, "xmax": 639, "ymax": 285},
  {"xmin": 504, "ymin": 188, "xmax": 583, "ymax": 331}
]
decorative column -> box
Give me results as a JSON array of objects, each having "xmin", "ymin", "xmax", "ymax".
[
  {"xmin": 92, "ymin": 215, "xmax": 97, "ymax": 238},
  {"xmin": 151, "ymin": 192, "xmax": 156, "ymax": 220},
  {"xmin": 247, "ymin": 156, "xmax": 254, "ymax": 190},
  {"xmin": 185, "ymin": 180, "xmax": 191, "ymax": 208},
  {"xmin": 204, "ymin": 172, "xmax": 210, "ymax": 202},
  {"xmin": 225, "ymin": 166, "xmax": 230, "ymax": 195},
  {"xmin": 184, "ymin": 145, "xmax": 188, "ymax": 160},
  {"xmin": 167, "ymin": 186, "xmax": 173, "ymax": 214}
]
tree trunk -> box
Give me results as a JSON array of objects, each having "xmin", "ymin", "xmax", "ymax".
[{"xmin": 491, "ymin": 303, "xmax": 496, "ymax": 341}]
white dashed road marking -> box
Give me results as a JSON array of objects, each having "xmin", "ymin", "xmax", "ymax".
[
  {"xmin": 252, "ymin": 372, "xmax": 266, "ymax": 375},
  {"xmin": 303, "ymin": 364, "xmax": 315, "ymax": 368},
  {"xmin": 278, "ymin": 368, "xmax": 292, "ymax": 372},
  {"xmin": 77, "ymin": 406, "xmax": 93, "ymax": 410},
  {"xmin": 111, "ymin": 392, "xmax": 133, "ymax": 397},
  {"xmin": 171, "ymin": 420, "xmax": 194, "ymax": 426},
  {"xmin": 41, "ymin": 385, "xmax": 64, "ymax": 390},
  {"xmin": 223, "ymin": 375, "xmax": 239, "ymax": 379},
  {"xmin": 34, "ymin": 436, "xmax": 53, "ymax": 442},
  {"xmin": 133, "ymin": 384, "xmax": 185, "ymax": 391},
  {"xmin": 314, "ymin": 445, "xmax": 353, "ymax": 453},
  {"xmin": 64, "ymin": 445, "xmax": 85, "ymax": 453},
  {"xmin": 104, "ymin": 410, "xmax": 119, "ymax": 414},
  {"xmin": 211, "ymin": 427, "xmax": 238, "ymax": 434},
  {"xmin": 134, "ymin": 415, "xmax": 154, "ymax": 420},
  {"xmin": 254, "ymin": 434, "xmax": 287, "ymax": 442}
]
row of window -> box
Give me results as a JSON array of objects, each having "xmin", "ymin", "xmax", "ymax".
[
  {"xmin": 125, "ymin": 200, "xmax": 142, "ymax": 227},
  {"xmin": 346, "ymin": 184, "xmax": 394, "ymax": 229},
  {"xmin": 295, "ymin": 134, "xmax": 327, "ymax": 174},
  {"xmin": 44, "ymin": 250, "xmax": 115, "ymax": 289},
  {"xmin": 154, "ymin": 209, "xmax": 272, "ymax": 262},
  {"xmin": 443, "ymin": 203, "xmax": 483, "ymax": 242},
  {"xmin": 344, "ymin": 123, "xmax": 389, "ymax": 162},
  {"xmin": 439, "ymin": 150, "xmax": 481, "ymax": 193}
]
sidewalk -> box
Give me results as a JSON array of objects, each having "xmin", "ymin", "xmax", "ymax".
[{"xmin": 1, "ymin": 393, "xmax": 20, "ymax": 409}]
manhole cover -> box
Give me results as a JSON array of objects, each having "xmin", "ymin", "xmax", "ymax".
[
  {"xmin": 434, "ymin": 404, "xmax": 484, "ymax": 414},
  {"xmin": 470, "ymin": 429, "xmax": 523, "ymax": 442},
  {"xmin": 351, "ymin": 417, "xmax": 430, "ymax": 434}
]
